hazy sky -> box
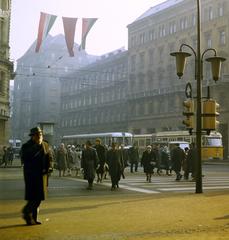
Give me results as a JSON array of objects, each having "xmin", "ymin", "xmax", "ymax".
[{"xmin": 10, "ymin": 0, "xmax": 165, "ymax": 61}]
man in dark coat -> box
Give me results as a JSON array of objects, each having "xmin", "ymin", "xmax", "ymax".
[
  {"xmin": 186, "ymin": 143, "xmax": 197, "ymax": 180},
  {"xmin": 94, "ymin": 138, "xmax": 106, "ymax": 183},
  {"xmin": 170, "ymin": 144, "xmax": 185, "ymax": 181},
  {"xmin": 21, "ymin": 127, "xmax": 53, "ymax": 225},
  {"xmin": 107, "ymin": 142, "xmax": 122, "ymax": 190},
  {"xmin": 128, "ymin": 143, "xmax": 139, "ymax": 173},
  {"xmin": 81, "ymin": 140, "xmax": 99, "ymax": 190}
]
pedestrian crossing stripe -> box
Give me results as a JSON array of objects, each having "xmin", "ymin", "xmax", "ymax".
[
  {"xmin": 101, "ymin": 182, "xmax": 160, "ymax": 194},
  {"xmin": 62, "ymin": 175, "xmax": 229, "ymax": 194},
  {"xmin": 159, "ymin": 186, "xmax": 229, "ymax": 191}
]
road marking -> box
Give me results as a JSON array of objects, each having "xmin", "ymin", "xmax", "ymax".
[
  {"xmin": 66, "ymin": 177, "xmax": 160, "ymax": 194},
  {"xmin": 160, "ymin": 185, "xmax": 229, "ymax": 191},
  {"xmin": 59, "ymin": 176, "xmax": 229, "ymax": 194},
  {"xmin": 104, "ymin": 182, "xmax": 160, "ymax": 194}
]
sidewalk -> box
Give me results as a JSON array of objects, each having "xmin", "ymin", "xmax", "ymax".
[{"xmin": 0, "ymin": 191, "xmax": 229, "ymax": 239}]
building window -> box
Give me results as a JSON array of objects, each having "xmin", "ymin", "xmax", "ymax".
[
  {"xmin": 0, "ymin": 71, "xmax": 5, "ymax": 94},
  {"xmin": 139, "ymin": 33, "xmax": 145, "ymax": 45},
  {"xmin": 218, "ymin": 3, "xmax": 224, "ymax": 17},
  {"xmin": 149, "ymin": 29, "xmax": 155, "ymax": 41},
  {"xmin": 148, "ymin": 49, "xmax": 154, "ymax": 66},
  {"xmin": 180, "ymin": 18, "xmax": 184, "ymax": 30},
  {"xmin": 207, "ymin": 37, "xmax": 212, "ymax": 48},
  {"xmin": 130, "ymin": 55, "xmax": 136, "ymax": 72},
  {"xmin": 219, "ymin": 30, "xmax": 226, "ymax": 45},
  {"xmin": 169, "ymin": 22, "xmax": 176, "ymax": 34},
  {"xmin": 209, "ymin": 6, "xmax": 213, "ymax": 20},
  {"xmin": 169, "ymin": 23, "xmax": 173, "ymax": 34},
  {"xmin": 162, "ymin": 25, "xmax": 166, "ymax": 36},
  {"xmin": 192, "ymin": 13, "xmax": 196, "ymax": 26},
  {"xmin": 130, "ymin": 35, "xmax": 137, "ymax": 48},
  {"xmin": 139, "ymin": 52, "xmax": 145, "ymax": 69},
  {"xmin": 159, "ymin": 26, "xmax": 163, "ymax": 37}
]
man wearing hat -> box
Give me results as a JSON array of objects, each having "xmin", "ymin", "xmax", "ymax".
[
  {"xmin": 81, "ymin": 140, "xmax": 99, "ymax": 190},
  {"xmin": 21, "ymin": 126, "xmax": 53, "ymax": 225}
]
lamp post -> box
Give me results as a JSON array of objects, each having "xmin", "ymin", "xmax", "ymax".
[{"xmin": 170, "ymin": 0, "xmax": 226, "ymax": 193}]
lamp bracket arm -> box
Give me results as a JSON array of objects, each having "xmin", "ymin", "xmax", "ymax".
[
  {"xmin": 180, "ymin": 44, "xmax": 197, "ymax": 58},
  {"xmin": 201, "ymin": 48, "xmax": 217, "ymax": 60}
]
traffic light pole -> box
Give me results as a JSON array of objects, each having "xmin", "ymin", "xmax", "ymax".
[
  {"xmin": 170, "ymin": 0, "xmax": 226, "ymax": 194},
  {"xmin": 195, "ymin": 0, "xmax": 203, "ymax": 193}
]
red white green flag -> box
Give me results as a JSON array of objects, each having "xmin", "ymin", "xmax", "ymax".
[
  {"xmin": 35, "ymin": 12, "xmax": 57, "ymax": 52},
  {"xmin": 62, "ymin": 17, "xmax": 77, "ymax": 57},
  {"xmin": 79, "ymin": 18, "xmax": 98, "ymax": 50}
]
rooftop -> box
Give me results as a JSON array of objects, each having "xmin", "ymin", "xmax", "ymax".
[{"xmin": 133, "ymin": 0, "xmax": 184, "ymax": 23}]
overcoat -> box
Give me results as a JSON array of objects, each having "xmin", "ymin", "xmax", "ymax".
[
  {"xmin": 21, "ymin": 140, "xmax": 53, "ymax": 200},
  {"xmin": 107, "ymin": 149, "xmax": 122, "ymax": 183},
  {"xmin": 171, "ymin": 146, "xmax": 185, "ymax": 172},
  {"xmin": 141, "ymin": 150, "xmax": 156, "ymax": 174},
  {"xmin": 56, "ymin": 148, "xmax": 68, "ymax": 170},
  {"xmin": 94, "ymin": 144, "xmax": 106, "ymax": 174},
  {"xmin": 128, "ymin": 147, "xmax": 139, "ymax": 163},
  {"xmin": 81, "ymin": 147, "xmax": 98, "ymax": 180}
]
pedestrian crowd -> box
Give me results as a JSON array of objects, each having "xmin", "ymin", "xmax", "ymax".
[
  {"xmin": 17, "ymin": 126, "xmax": 198, "ymax": 226},
  {"xmin": 53, "ymin": 139, "xmax": 128, "ymax": 191},
  {"xmin": 0, "ymin": 145, "xmax": 14, "ymax": 167},
  {"xmin": 52, "ymin": 139, "xmax": 197, "ymax": 190}
]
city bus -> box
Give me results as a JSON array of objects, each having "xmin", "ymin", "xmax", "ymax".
[
  {"xmin": 133, "ymin": 131, "xmax": 223, "ymax": 161},
  {"xmin": 62, "ymin": 132, "xmax": 133, "ymax": 148}
]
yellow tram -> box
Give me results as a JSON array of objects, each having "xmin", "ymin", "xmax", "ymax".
[{"xmin": 134, "ymin": 131, "xmax": 223, "ymax": 161}]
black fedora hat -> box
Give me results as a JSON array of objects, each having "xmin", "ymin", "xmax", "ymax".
[{"xmin": 29, "ymin": 127, "xmax": 42, "ymax": 136}]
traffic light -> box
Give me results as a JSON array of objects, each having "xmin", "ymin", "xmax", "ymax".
[
  {"xmin": 182, "ymin": 99, "xmax": 195, "ymax": 130},
  {"xmin": 202, "ymin": 99, "xmax": 220, "ymax": 133}
]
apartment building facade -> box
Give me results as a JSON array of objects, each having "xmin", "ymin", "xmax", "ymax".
[
  {"xmin": 0, "ymin": 0, "xmax": 14, "ymax": 146},
  {"xmin": 59, "ymin": 49, "xmax": 128, "ymax": 140},
  {"xmin": 127, "ymin": 0, "xmax": 229, "ymax": 155}
]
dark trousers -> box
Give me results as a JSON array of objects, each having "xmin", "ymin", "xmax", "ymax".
[
  {"xmin": 23, "ymin": 200, "xmax": 41, "ymax": 222},
  {"xmin": 88, "ymin": 178, "xmax": 94, "ymax": 186},
  {"xmin": 130, "ymin": 162, "xmax": 138, "ymax": 172}
]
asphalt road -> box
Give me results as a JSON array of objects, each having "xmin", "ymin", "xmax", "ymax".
[
  {"xmin": 1, "ymin": 163, "xmax": 229, "ymax": 200},
  {"xmin": 1, "ymin": 164, "xmax": 229, "ymax": 240}
]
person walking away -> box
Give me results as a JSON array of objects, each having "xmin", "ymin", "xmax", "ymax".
[
  {"xmin": 160, "ymin": 145, "xmax": 172, "ymax": 176},
  {"xmin": 21, "ymin": 127, "xmax": 53, "ymax": 225},
  {"xmin": 107, "ymin": 142, "xmax": 122, "ymax": 190},
  {"xmin": 141, "ymin": 145, "xmax": 157, "ymax": 182},
  {"xmin": 56, "ymin": 143, "xmax": 68, "ymax": 177},
  {"xmin": 66, "ymin": 145, "xmax": 74, "ymax": 176},
  {"xmin": 2, "ymin": 146, "xmax": 7, "ymax": 167},
  {"xmin": 128, "ymin": 143, "xmax": 139, "ymax": 173},
  {"xmin": 81, "ymin": 140, "xmax": 99, "ymax": 190},
  {"xmin": 186, "ymin": 142, "xmax": 197, "ymax": 181},
  {"xmin": 72, "ymin": 145, "xmax": 81, "ymax": 177},
  {"xmin": 153, "ymin": 144, "xmax": 161, "ymax": 175},
  {"xmin": 170, "ymin": 144, "xmax": 185, "ymax": 181},
  {"xmin": 119, "ymin": 144, "xmax": 129, "ymax": 179},
  {"xmin": 94, "ymin": 138, "xmax": 106, "ymax": 183},
  {"xmin": 183, "ymin": 147, "xmax": 189, "ymax": 180},
  {"xmin": 7, "ymin": 145, "xmax": 14, "ymax": 166}
]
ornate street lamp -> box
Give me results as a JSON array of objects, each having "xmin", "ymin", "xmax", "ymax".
[
  {"xmin": 170, "ymin": 0, "xmax": 226, "ymax": 193},
  {"xmin": 170, "ymin": 51, "xmax": 192, "ymax": 79},
  {"xmin": 205, "ymin": 56, "xmax": 226, "ymax": 82}
]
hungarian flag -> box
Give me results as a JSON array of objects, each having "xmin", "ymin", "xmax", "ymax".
[
  {"xmin": 79, "ymin": 18, "xmax": 98, "ymax": 50},
  {"xmin": 35, "ymin": 12, "xmax": 57, "ymax": 52},
  {"xmin": 62, "ymin": 17, "xmax": 77, "ymax": 57}
]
